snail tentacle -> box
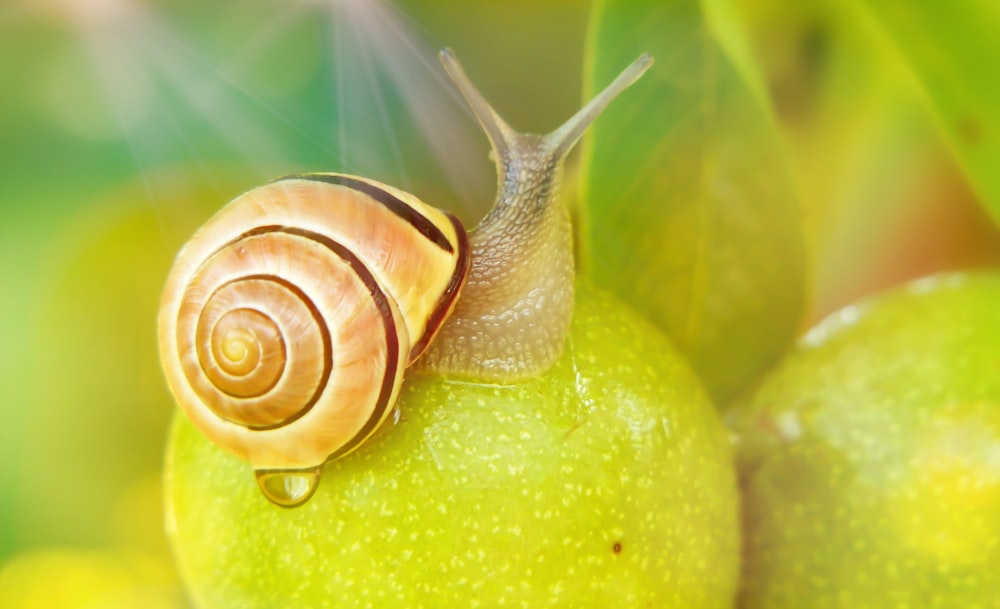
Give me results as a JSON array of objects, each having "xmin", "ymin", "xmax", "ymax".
[{"xmin": 417, "ymin": 49, "xmax": 653, "ymax": 381}]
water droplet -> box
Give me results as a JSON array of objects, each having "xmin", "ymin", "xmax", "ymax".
[{"xmin": 255, "ymin": 467, "xmax": 321, "ymax": 508}]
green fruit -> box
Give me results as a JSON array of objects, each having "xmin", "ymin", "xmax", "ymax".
[
  {"xmin": 732, "ymin": 273, "xmax": 1000, "ymax": 608},
  {"xmin": 165, "ymin": 282, "xmax": 739, "ymax": 608}
]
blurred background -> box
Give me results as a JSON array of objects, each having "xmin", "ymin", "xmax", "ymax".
[{"xmin": 0, "ymin": 0, "xmax": 998, "ymax": 607}]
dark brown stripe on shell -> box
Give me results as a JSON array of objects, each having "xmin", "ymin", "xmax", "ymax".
[
  {"xmin": 283, "ymin": 225, "xmax": 402, "ymax": 461},
  {"xmin": 199, "ymin": 226, "xmax": 401, "ymax": 451},
  {"xmin": 408, "ymin": 212, "xmax": 471, "ymax": 363},
  {"xmin": 276, "ymin": 173, "xmax": 455, "ymax": 254},
  {"xmin": 241, "ymin": 226, "xmax": 401, "ymax": 458}
]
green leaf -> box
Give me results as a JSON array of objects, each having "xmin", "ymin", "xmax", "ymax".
[
  {"xmin": 699, "ymin": 0, "xmax": 770, "ymax": 107},
  {"xmin": 579, "ymin": 0, "xmax": 806, "ymax": 404},
  {"xmin": 854, "ymin": 0, "xmax": 1000, "ymax": 226},
  {"xmin": 710, "ymin": 0, "xmax": 960, "ymax": 320}
]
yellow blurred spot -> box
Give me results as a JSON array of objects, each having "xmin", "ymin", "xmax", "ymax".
[
  {"xmin": 0, "ymin": 548, "xmax": 184, "ymax": 609},
  {"xmin": 890, "ymin": 406, "xmax": 1000, "ymax": 564},
  {"xmin": 110, "ymin": 473, "xmax": 174, "ymax": 561},
  {"xmin": 893, "ymin": 462, "xmax": 999, "ymax": 563}
]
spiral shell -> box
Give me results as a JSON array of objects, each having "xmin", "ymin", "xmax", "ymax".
[{"xmin": 158, "ymin": 173, "xmax": 470, "ymax": 473}]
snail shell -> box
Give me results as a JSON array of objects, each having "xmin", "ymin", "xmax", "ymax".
[
  {"xmin": 158, "ymin": 174, "xmax": 469, "ymax": 480},
  {"xmin": 159, "ymin": 49, "xmax": 652, "ymax": 507}
]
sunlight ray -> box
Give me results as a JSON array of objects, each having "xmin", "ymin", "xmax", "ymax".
[
  {"xmin": 220, "ymin": 2, "xmax": 314, "ymax": 81},
  {"xmin": 367, "ymin": 1, "xmax": 492, "ymax": 214},
  {"xmin": 79, "ymin": 26, "xmax": 171, "ymax": 245},
  {"xmin": 142, "ymin": 52, "xmax": 283, "ymax": 175},
  {"xmin": 133, "ymin": 8, "xmax": 345, "ymax": 167},
  {"xmin": 331, "ymin": 9, "xmax": 349, "ymax": 172},
  {"xmin": 151, "ymin": 87, "xmax": 231, "ymax": 202},
  {"xmin": 43, "ymin": 0, "xmax": 490, "ymax": 222},
  {"xmin": 310, "ymin": 0, "xmax": 490, "ymax": 217},
  {"xmin": 348, "ymin": 5, "xmax": 411, "ymax": 186},
  {"xmin": 134, "ymin": 13, "xmax": 312, "ymax": 174},
  {"xmin": 54, "ymin": 0, "xmax": 344, "ymax": 171}
]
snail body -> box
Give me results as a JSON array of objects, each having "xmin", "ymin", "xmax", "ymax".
[{"xmin": 159, "ymin": 49, "xmax": 652, "ymax": 507}]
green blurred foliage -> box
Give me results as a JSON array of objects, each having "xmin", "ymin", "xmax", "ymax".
[
  {"xmin": 708, "ymin": 0, "xmax": 1000, "ymax": 319},
  {"xmin": 580, "ymin": 0, "xmax": 805, "ymax": 404},
  {"xmin": 0, "ymin": 0, "xmax": 999, "ymax": 607},
  {"xmin": 857, "ymin": 0, "xmax": 1000, "ymax": 226}
]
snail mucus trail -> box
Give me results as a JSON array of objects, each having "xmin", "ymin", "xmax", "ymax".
[{"xmin": 158, "ymin": 49, "xmax": 652, "ymax": 508}]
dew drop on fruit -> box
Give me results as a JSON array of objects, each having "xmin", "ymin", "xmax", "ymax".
[{"xmin": 254, "ymin": 467, "xmax": 321, "ymax": 508}]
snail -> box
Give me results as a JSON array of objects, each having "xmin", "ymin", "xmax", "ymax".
[{"xmin": 159, "ymin": 49, "xmax": 652, "ymax": 508}]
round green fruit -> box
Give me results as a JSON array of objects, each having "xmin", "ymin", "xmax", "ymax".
[
  {"xmin": 732, "ymin": 273, "xmax": 1000, "ymax": 608},
  {"xmin": 165, "ymin": 282, "xmax": 739, "ymax": 608}
]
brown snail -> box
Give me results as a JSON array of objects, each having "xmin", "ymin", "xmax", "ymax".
[{"xmin": 158, "ymin": 49, "xmax": 652, "ymax": 508}]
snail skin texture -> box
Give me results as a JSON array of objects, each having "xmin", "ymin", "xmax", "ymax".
[{"xmin": 158, "ymin": 49, "xmax": 653, "ymax": 507}]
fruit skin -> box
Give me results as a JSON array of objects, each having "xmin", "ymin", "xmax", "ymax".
[
  {"xmin": 164, "ymin": 281, "xmax": 739, "ymax": 609},
  {"xmin": 731, "ymin": 273, "xmax": 1000, "ymax": 608}
]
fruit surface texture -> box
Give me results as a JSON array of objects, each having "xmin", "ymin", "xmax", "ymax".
[
  {"xmin": 165, "ymin": 282, "xmax": 740, "ymax": 608},
  {"xmin": 733, "ymin": 273, "xmax": 1000, "ymax": 608}
]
